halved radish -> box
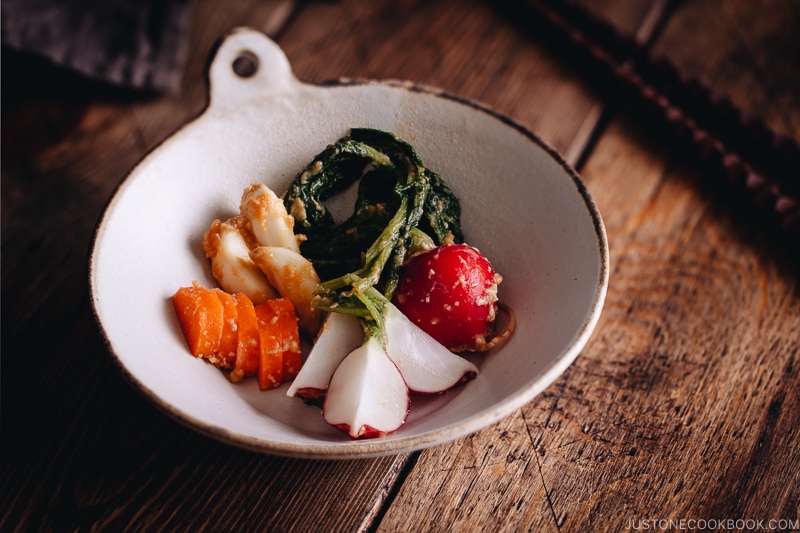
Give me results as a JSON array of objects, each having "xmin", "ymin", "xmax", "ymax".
[
  {"xmin": 384, "ymin": 302, "xmax": 478, "ymax": 393},
  {"xmin": 322, "ymin": 336, "xmax": 410, "ymax": 439},
  {"xmin": 286, "ymin": 312, "xmax": 364, "ymax": 399}
]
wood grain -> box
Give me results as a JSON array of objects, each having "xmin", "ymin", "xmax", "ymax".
[
  {"xmin": 517, "ymin": 114, "xmax": 798, "ymax": 531},
  {"xmin": 280, "ymin": 0, "xmax": 607, "ymax": 159},
  {"xmin": 1, "ymin": 2, "xmax": 414, "ymax": 532},
  {"xmin": 2, "ymin": 0, "xmax": 798, "ymax": 531},
  {"xmin": 375, "ymin": 1, "xmax": 800, "ymax": 530}
]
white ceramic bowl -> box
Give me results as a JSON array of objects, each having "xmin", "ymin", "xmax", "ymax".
[{"xmin": 90, "ymin": 28, "xmax": 608, "ymax": 459}]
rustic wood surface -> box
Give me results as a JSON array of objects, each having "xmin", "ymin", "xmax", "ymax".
[{"xmin": 2, "ymin": 0, "xmax": 798, "ymax": 532}]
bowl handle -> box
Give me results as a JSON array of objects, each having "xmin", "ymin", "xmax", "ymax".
[{"xmin": 207, "ymin": 27, "xmax": 298, "ymax": 110}]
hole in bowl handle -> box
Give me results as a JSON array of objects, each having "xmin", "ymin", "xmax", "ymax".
[
  {"xmin": 207, "ymin": 28, "xmax": 297, "ymax": 109},
  {"xmin": 232, "ymin": 51, "xmax": 259, "ymax": 78}
]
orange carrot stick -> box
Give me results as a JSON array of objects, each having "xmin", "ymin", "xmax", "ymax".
[
  {"xmin": 267, "ymin": 298, "xmax": 302, "ymax": 381},
  {"xmin": 213, "ymin": 289, "xmax": 238, "ymax": 369},
  {"xmin": 231, "ymin": 293, "xmax": 260, "ymax": 383},
  {"xmin": 255, "ymin": 303, "xmax": 284, "ymax": 391},
  {"xmin": 172, "ymin": 283, "xmax": 224, "ymax": 358}
]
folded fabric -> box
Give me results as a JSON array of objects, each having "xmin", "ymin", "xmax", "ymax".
[{"xmin": 1, "ymin": 0, "xmax": 194, "ymax": 93}]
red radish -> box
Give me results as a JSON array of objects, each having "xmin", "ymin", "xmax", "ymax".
[{"xmin": 393, "ymin": 244, "xmax": 500, "ymax": 351}]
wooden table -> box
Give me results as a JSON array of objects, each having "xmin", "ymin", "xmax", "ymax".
[{"xmin": 3, "ymin": 0, "xmax": 799, "ymax": 531}]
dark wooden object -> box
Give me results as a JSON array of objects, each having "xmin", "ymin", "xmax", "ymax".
[{"xmin": 2, "ymin": 0, "xmax": 798, "ymax": 531}]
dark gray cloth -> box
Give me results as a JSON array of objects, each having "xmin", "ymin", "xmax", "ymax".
[{"xmin": 1, "ymin": 0, "xmax": 194, "ymax": 92}]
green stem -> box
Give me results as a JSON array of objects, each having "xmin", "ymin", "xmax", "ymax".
[{"xmin": 298, "ymin": 129, "xmax": 461, "ymax": 332}]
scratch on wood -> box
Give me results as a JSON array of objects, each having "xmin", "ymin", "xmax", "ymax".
[
  {"xmin": 362, "ymin": 453, "xmax": 419, "ymax": 533},
  {"xmin": 708, "ymin": 388, "xmax": 788, "ymax": 517},
  {"xmin": 521, "ymin": 407, "xmax": 562, "ymax": 533},
  {"xmin": 455, "ymin": 475, "xmax": 479, "ymax": 512}
]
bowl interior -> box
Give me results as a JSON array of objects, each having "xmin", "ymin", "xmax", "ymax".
[{"xmin": 90, "ymin": 28, "xmax": 607, "ymax": 458}]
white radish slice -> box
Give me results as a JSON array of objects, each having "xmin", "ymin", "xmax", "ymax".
[
  {"xmin": 323, "ymin": 337, "xmax": 410, "ymax": 439},
  {"xmin": 384, "ymin": 303, "xmax": 478, "ymax": 393},
  {"xmin": 203, "ymin": 217, "xmax": 278, "ymax": 304},
  {"xmin": 286, "ymin": 312, "xmax": 365, "ymax": 399},
  {"xmin": 250, "ymin": 246, "xmax": 322, "ymax": 336},
  {"xmin": 240, "ymin": 183, "xmax": 300, "ymax": 252}
]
